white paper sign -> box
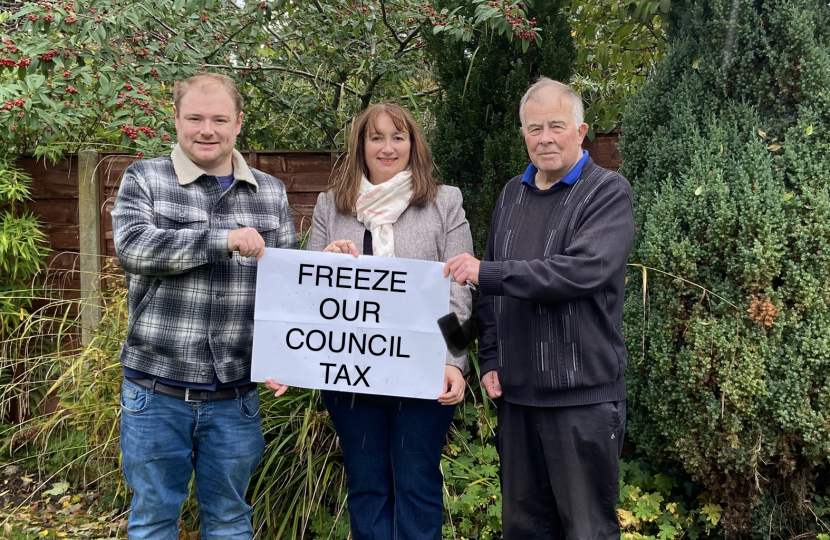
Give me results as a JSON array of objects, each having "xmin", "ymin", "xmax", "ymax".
[{"xmin": 251, "ymin": 248, "xmax": 450, "ymax": 399}]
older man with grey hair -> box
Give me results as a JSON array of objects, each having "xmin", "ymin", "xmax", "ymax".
[{"xmin": 445, "ymin": 77, "xmax": 635, "ymax": 540}]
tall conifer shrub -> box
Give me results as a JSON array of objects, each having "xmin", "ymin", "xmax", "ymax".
[
  {"xmin": 620, "ymin": 0, "xmax": 830, "ymax": 533},
  {"xmin": 426, "ymin": 0, "xmax": 575, "ymax": 254}
]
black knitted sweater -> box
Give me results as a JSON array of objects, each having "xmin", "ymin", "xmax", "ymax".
[{"xmin": 478, "ymin": 159, "xmax": 635, "ymax": 407}]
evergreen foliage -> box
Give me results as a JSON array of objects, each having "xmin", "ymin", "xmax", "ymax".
[
  {"xmin": 426, "ymin": 0, "xmax": 575, "ymax": 254},
  {"xmin": 620, "ymin": 0, "xmax": 830, "ymax": 533}
]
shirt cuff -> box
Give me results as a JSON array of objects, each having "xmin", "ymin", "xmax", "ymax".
[
  {"xmin": 478, "ymin": 357, "xmax": 497, "ymax": 378},
  {"xmin": 478, "ymin": 261, "xmax": 503, "ymax": 296},
  {"xmin": 209, "ymin": 229, "xmax": 232, "ymax": 261}
]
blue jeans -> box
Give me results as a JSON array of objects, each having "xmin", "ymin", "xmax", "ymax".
[
  {"xmin": 120, "ymin": 378, "xmax": 265, "ymax": 540},
  {"xmin": 322, "ymin": 391, "xmax": 456, "ymax": 540}
]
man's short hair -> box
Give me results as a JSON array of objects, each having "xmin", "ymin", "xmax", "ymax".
[
  {"xmin": 519, "ymin": 77, "xmax": 584, "ymax": 128},
  {"xmin": 173, "ymin": 73, "xmax": 244, "ymax": 115}
]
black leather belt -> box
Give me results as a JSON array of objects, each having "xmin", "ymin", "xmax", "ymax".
[{"xmin": 126, "ymin": 377, "xmax": 258, "ymax": 402}]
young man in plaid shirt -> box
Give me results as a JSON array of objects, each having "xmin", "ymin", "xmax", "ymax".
[{"xmin": 112, "ymin": 73, "xmax": 297, "ymax": 539}]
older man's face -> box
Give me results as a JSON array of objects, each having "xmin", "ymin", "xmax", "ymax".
[
  {"xmin": 174, "ymin": 84, "xmax": 242, "ymax": 176},
  {"xmin": 522, "ymin": 88, "xmax": 588, "ymax": 187}
]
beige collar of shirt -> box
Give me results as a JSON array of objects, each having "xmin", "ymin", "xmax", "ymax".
[{"xmin": 170, "ymin": 145, "xmax": 259, "ymax": 192}]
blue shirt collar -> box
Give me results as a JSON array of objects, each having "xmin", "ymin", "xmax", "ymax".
[{"xmin": 521, "ymin": 150, "xmax": 589, "ymax": 188}]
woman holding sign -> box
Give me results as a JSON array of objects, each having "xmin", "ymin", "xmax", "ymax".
[{"xmin": 267, "ymin": 102, "xmax": 473, "ymax": 540}]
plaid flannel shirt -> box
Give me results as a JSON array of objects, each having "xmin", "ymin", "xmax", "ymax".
[{"xmin": 111, "ymin": 146, "xmax": 297, "ymax": 384}]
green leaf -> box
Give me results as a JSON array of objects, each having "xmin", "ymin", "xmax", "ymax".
[
  {"xmin": 25, "ymin": 74, "xmax": 46, "ymax": 91},
  {"xmin": 694, "ymin": 185, "xmax": 704, "ymax": 196},
  {"xmin": 644, "ymin": 491, "xmax": 664, "ymax": 510},
  {"xmin": 44, "ymin": 481, "xmax": 70, "ymax": 496},
  {"xmin": 657, "ymin": 523, "xmax": 679, "ymax": 540},
  {"xmin": 701, "ymin": 503, "xmax": 722, "ymax": 525},
  {"xmin": 652, "ymin": 473, "xmax": 676, "ymax": 493}
]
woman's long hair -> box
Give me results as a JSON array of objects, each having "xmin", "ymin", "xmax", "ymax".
[{"xmin": 330, "ymin": 102, "xmax": 439, "ymax": 215}]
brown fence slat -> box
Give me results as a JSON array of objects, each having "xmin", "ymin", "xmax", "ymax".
[
  {"xmin": 43, "ymin": 225, "xmax": 79, "ymax": 251},
  {"xmin": 23, "ymin": 136, "xmax": 620, "ymax": 304},
  {"xmin": 19, "ymin": 156, "xmax": 79, "ymax": 199},
  {"xmin": 583, "ymin": 132, "xmax": 622, "ymax": 172},
  {"xmin": 45, "ymin": 251, "xmax": 80, "ymax": 271},
  {"xmin": 27, "ymin": 200, "xmax": 79, "ymax": 225}
]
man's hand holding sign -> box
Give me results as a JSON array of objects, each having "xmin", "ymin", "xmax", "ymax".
[{"xmin": 253, "ymin": 246, "xmax": 458, "ymax": 401}]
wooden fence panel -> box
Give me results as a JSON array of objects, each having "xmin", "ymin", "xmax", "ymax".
[
  {"xmin": 252, "ymin": 151, "xmax": 334, "ymax": 233},
  {"xmin": 583, "ymin": 131, "xmax": 622, "ymax": 172},
  {"xmin": 20, "ymin": 136, "xmax": 620, "ymax": 303},
  {"xmin": 18, "ymin": 156, "xmax": 82, "ymax": 294}
]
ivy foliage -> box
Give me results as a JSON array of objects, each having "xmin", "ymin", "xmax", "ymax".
[
  {"xmin": 426, "ymin": 0, "xmax": 575, "ymax": 255},
  {"xmin": 620, "ymin": 0, "xmax": 830, "ymax": 534}
]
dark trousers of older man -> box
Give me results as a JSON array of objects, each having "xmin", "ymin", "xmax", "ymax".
[{"xmin": 496, "ymin": 399, "xmax": 626, "ymax": 540}]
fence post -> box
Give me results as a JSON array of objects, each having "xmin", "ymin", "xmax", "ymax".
[{"xmin": 78, "ymin": 150, "xmax": 101, "ymax": 345}]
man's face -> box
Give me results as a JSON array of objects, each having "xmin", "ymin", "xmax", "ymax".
[
  {"xmin": 174, "ymin": 84, "xmax": 242, "ymax": 176},
  {"xmin": 521, "ymin": 89, "xmax": 588, "ymax": 186}
]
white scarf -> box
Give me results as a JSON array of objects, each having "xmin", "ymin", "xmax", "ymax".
[{"xmin": 355, "ymin": 170, "xmax": 413, "ymax": 257}]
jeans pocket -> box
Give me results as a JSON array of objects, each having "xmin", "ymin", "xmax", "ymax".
[
  {"xmin": 238, "ymin": 390, "xmax": 261, "ymax": 419},
  {"xmin": 120, "ymin": 380, "xmax": 150, "ymax": 414}
]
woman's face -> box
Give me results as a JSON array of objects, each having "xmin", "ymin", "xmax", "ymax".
[{"xmin": 363, "ymin": 112, "xmax": 411, "ymax": 184}]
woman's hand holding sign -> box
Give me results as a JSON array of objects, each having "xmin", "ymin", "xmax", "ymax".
[
  {"xmin": 438, "ymin": 365, "xmax": 466, "ymax": 405},
  {"xmin": 324, "ymin": 239, "xmax": 360, "ymax": 257}
]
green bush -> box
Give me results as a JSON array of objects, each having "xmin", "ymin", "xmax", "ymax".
[
  {"xmin": 0, "ymin": 155, "xmax": 50, "ymax": 425},
  {"xmin": 0, "ymin": 1, "xmax": 542, "ymax": 160},
  {"xmin": 0, "ymin": 156, "xmax": 49, "ymax": 340},
  {"xmin": 442, "ymin": 352, "xmax": 502, "ymax": 540},
  {"xmin": 619, "ymin": 0, "xmax": 830, "ymax": 534}
]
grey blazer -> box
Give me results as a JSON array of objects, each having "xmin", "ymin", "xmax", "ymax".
[{"xmin": 308, "ymin": 185, "xmax": 474, "ymax": 373}]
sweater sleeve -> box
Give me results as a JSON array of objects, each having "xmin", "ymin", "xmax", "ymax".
[
  {"xmin": 441, "ymin": 187, "xmax": 474, "ymax": 374},
  {"xmin": 476, "ymin": 194, "xmax": 503, "ymax": 378},
  {"xmin": 308, "ymin": 191, "xmax": 332, "ymax": 252},
  {"xmin": 478, "ymin": 180, "xmax": 634, "ymax": 303}
]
